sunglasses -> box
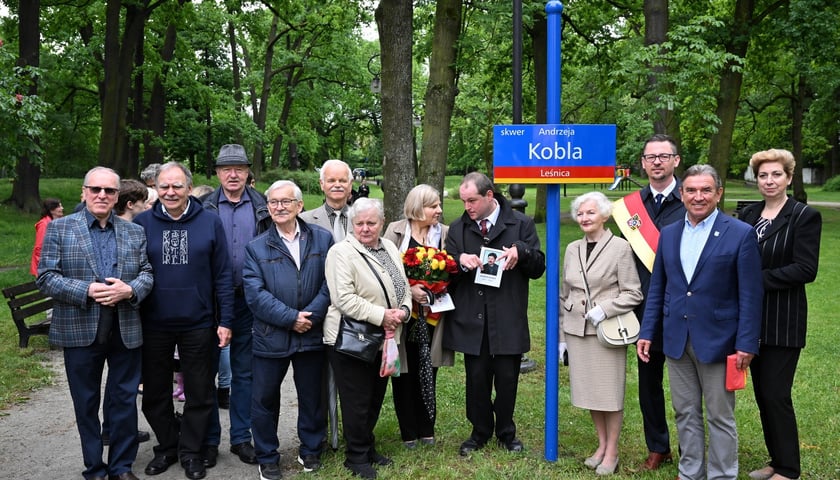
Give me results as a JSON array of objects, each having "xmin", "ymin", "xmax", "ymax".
[{"xmin": 84, "ymin": 185, "xmax": 120, "ymax": 196}]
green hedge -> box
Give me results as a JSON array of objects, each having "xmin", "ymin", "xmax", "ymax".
[
  {"xmin": 822, "ymin": 175, "xmax": 840, "ymax": 192},
  {"xmin": 260, "ymin": 168, "xmax": 322, "ymax": 195}
]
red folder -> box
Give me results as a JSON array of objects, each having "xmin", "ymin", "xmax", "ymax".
[{"xmin": 726, "ymin": 353, "xmax": 747, "ymax": 391}]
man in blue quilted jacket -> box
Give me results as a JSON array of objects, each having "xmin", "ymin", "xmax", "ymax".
[{"xmin": 242, "ymin": 180, "xmax": 334, "ymax": 480}]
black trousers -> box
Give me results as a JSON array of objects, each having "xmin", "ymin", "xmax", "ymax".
[
  {"xmin": 751, "ymin": 345, "xmax": 802, "ymax": 479},
  {"xmin": 637, "ymin": 348, "xmax": 672, "ymax": 453},
  {"xmin": 142, "ymin": 327, "xmax": 217, "ymax": 462},
  {"xmin": 327, "ymin": 347, "xmax": 389, "ymax": 465},
  {"xmin": 463, "ymin": 326, "xmax": 521, "ymax": 444},
  {"xmin": 391, "ymin": 337, "xmax": 438, "ymax": 441}
]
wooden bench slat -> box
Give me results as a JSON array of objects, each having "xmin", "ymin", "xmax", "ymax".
[{"xmin": 3, "ymin": 280, "xmax": 52, "ymax": 348}]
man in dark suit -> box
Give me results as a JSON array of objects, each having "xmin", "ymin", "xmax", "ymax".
[
  {"xmin": 613, "ymin": 134, "xmax": 685, "ymax": 470},
  {"xmin": 481, "ymin": 252, "xmax": 499, "ymax": 275},
  {"xmin": 444, "ymin": 172, "xmax": 545, "ymax": 456},
  {"xmin": 637, "ymin": 164, "xmax": 763, "ymax": 480},
  {"xmin": 37, "ymin": 167, "xmax": 154, "ymax": 480},
  {"xmin": 299, "ymin": 159, "xmax": 353, "ymax": 240}
]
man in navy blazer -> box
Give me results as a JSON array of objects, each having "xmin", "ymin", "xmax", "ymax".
[
  {"xmin": 637, "ymin": 164, "xmax": 763, "ymax": 480},
  {"xmin": 37, "ymin": 167, "xmax": 154, "ymax": 480}
]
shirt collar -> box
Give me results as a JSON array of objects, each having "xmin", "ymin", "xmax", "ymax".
[
  {"xmin": 478, "ymin": 199, "xmax": 501, "ymax": 228},
  {"xmin": 161, "ymin": 198, "xmax": 191, "ymax": 219},
  {"xmin": 84, "ymin": 208, "xmax": 114, "ymax": 229},
  {"xmin": 650, "ymin": 177, "xmax": 678, "ymax": 199},
  {"xmin": 684, "ymin": 208, "xmax": 719, "ymax": 229}
]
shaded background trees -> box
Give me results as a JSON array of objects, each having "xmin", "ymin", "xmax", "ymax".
[{"xmin": 0, "ymin": 0, "xmax": 838, "ymax": 215}]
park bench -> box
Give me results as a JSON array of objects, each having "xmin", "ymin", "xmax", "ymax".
[
  {"xmin": 734, "ymin": 199, "xmax": 761, "ymax": 218},
  {"xmin": 3, "ymin": 281, "xmax": 53, "ymax": 348}
]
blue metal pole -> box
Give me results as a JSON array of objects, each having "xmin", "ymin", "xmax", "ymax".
[{"xmin": 544, "ymin": 0, "xmax": 563, "ymax": 462}]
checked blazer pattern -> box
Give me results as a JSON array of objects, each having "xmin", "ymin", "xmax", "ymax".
[{"xmin": 36, "ymin": 212, "xmax": 154, "ymax": 349}]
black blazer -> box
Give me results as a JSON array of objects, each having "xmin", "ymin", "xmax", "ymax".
[{"xmin": 738, "ymin": 198, "xmax": 821, "ymax": 348}]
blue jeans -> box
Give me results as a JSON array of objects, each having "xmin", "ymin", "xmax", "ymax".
[
  {"xmin": 218, "ymin": 345, "xmax": 231, "ymax": 389},
  {"xmin": 206, "ymin": 295, "xmax": 253, "ymax": 447}
]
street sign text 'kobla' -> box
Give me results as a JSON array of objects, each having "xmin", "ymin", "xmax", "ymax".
[{"xmin": 493, "ymin": 124, "xmax": 617, "ymax": 184}]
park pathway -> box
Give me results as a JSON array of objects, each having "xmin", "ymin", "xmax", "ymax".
[{"xmin": 0, "ymin": 349, "xmax": 305, "ymax": 478}]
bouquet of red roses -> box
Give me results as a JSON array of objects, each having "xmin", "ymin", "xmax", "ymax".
[{"xmin": 402, "ymin": 246, "xmax": 458, "ymax": 326}]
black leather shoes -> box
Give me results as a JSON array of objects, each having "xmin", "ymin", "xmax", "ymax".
[
  {"xmin": 109, "ymin": 472, "xmax": 140, "ymax": 480},
  {"xmin": 499, "ymin": 437, "xmax": 524, "ymax": 452},
  {"xmin": 183, "ymin": 457, "xmax": 206, "ymax": 480},
  {"xmin": 459, "ymin": 438, "xmax": 485, "ymax": 456},
  {"xmin": 230, "ymin": 441, "xmax": 258, "ymax": 464},
  {"xmin": 145, "ymin": 454, "xmax": 178, "ymax": 475},
  {"xmin": 203, "ymin": 445, "xmax": 219, "ymax": 468},
  {"xmin": 370, "ymin": 452, "xmax": 393, "ymax": 466},
  {"xmin": 102, "ymin": 430, "xmax": 150, "ymax": 446}
]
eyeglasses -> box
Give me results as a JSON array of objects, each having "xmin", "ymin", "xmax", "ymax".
[
  {"xmin": 84, "ymin": 185, "xmax": 119, "ymax": 196},
  {"xmin": 641, "ymin": 153, "xmax": 677, "ymax": 163},
  {"xmin": 267, "ymin": 198, "xmax": 299, "ymax": 208}
]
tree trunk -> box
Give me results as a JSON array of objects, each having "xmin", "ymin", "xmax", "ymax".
[
  {"xmin": 10, "ymin": 0, "xmax": 41, "ymax": 213},
  {"xmin": 530, "ymin": 8, "xmax": 547, "ymax": 223},
  {"xmin": 418, "ymin": 0, "xmax": 462, "ymax": 195},
  {"xmin": 99, "ymin": 0, "xmax": 151, "ymax": 177},
  {"xmin": 146, "ymin": 1, "xmax": 184, "ymax": 168},
  {"xmin": 376, "ymin": 0, "xmax": 416, "ymax": 224},
  {"xmin": 128, "ymin": 35, "xmax": 145, "ymax": 176},
  {"xmin": 707, "ymin": 0, "xmax": 754, "ymax": 205},
  {"xmin": 790, "ymin": 74, "xmax": 808, "ymax": 202},
  {"xmin": 251, "ymin": 14, "xmax": 280, "ymax": 175}
]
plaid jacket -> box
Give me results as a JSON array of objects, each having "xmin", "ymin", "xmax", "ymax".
[{"xmin": 36, "ymin": 211, "xmax": 154, "ymax": 348}]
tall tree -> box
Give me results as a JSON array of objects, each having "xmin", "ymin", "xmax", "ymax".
[
  {"xmin": 417, "ymin": 0, "xmax": 462, "ymax": 195},
  {"xmin": 376, "ymin": 0, "xmax": 415, "ymax": 223},
  {"xmin": 9, "ymin": 0, "xmax": 42, "ymax": 212},
  {"xmin": 99, "ymin": 0, "xmax": 156, "ymax": 176}
]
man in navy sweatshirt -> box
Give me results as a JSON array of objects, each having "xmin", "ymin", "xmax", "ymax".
[{"xmin": 135, "ymin": 162, "xmax": 234, "ymax": 480}]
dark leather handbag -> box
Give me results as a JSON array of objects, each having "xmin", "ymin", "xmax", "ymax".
[
  {"xmin": 334, "ymin": 251, "xmax": 391, "ymax": 363},
  {"xmin": 334, "ymin": 315, "xmax": 385, "ymax": 363}
]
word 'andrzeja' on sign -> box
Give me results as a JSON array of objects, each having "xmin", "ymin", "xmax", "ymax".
[{"xmin": 493, "ymin": 124, "xmax": 617, "ymax": 184}]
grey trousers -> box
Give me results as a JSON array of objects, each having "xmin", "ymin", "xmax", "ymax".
[{"xmin": 667, "ymin": 342, "xmax": 738, "ymax": 480}]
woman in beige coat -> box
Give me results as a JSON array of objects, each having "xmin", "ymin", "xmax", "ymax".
[
  {"xmin": 560, "ymin": 191, "xmax": 643, "ymax": 475},
  {"xmin": 324, "ymin": 197, "xmax": 412, "ymax": 479},
  {"xmin": 383, "ymin": 184, "xmax": 454, "ymax": 449}
]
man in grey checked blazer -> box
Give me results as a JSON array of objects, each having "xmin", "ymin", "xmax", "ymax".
[{"xmin": 37, "ymin": 166, "xmax": 154, "ymax": 480}]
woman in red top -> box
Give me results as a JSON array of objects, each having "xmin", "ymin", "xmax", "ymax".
[{"xmin": 30, "ymin": 197, "xmax": 64, "ymax": 276}]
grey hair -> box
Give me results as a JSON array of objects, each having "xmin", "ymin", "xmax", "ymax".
[
  {"xmin": 570, "ymin": 191, "xmax": 612, "ymax": 222},
  {"xmin": 157, "ymin": 162, "xmax": 194, "ymax": 187},
  {"xmin": 265, "ymin": 180, "xmax": 303, "ymax": 201},
  {"xmin": 140, "ymin": 163, "xmax": 161, "ymax": 184},
  {"xmin": 84, "ymin": 166, "xmax": 120, "ymax": 186},
  {"xmin": 319, "ymin": 159, "xmax": 352, "ymax": 182},
  {"xmin": 349, "ymin": 197, "xmax": 384, "ymax": 223},
  {"xmin": 682, "ymin": 164, "xmax": 721, "ymax": 190}
]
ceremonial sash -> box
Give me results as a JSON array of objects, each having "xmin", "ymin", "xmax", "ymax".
[{"xmin": 612, "ymin": 191, "xmax": 659, "ymax": 272}]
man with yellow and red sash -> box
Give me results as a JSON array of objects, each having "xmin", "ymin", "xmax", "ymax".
[{"xmin": 612, "ymin": 134, "xmax": 685, "ymax": 471}]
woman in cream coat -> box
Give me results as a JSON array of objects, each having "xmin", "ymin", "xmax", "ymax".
[
  {"xmin": 560, "ymin": 191, "xmax": 643, "ymax": 476},
  {"xmin": 324, "ymin": 197, "xmax": 412, "ymax": 479},
  {"xmin": 383, "ymin": 184, "xmax": 454, "ymax": 449}
]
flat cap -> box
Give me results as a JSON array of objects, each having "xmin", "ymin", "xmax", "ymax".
[{"xmin": 215, "ymin": 144, "xmax": 251, "ymax": 166}]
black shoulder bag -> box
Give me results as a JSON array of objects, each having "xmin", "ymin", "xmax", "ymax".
[{"xmin": 334, "ymin": 251, "xmax": 391, "ymax": 363}]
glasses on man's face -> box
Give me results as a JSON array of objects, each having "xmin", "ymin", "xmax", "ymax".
[
  {"xmin": 84, "ymin": 185, "xmax": 119, "ymax": 196},
  {"xmin": 267, "ymin": 198, "xmax": 299, "ymax": 208},
  {"xmin": 641, "ymin": 153, "xmax": 677, "ymax": 163}
]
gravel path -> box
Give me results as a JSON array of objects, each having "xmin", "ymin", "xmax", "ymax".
[{"xmin": 0, "ymin": 349, "xmax": 306, "ymax": 478}]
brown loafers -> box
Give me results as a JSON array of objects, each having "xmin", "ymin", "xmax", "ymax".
[{"xmin": 641, "ymin": 451, "xmax": 673, "ymax": 470}]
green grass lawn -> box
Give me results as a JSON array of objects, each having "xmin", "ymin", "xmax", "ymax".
[{"xmin": 1, "ymin": 177, "xmax": 838, "ymax": 478}]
